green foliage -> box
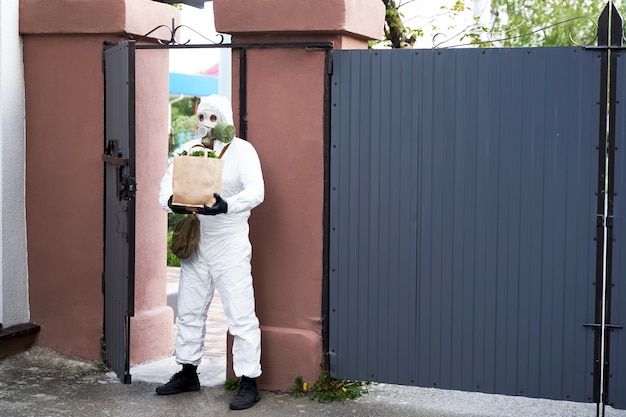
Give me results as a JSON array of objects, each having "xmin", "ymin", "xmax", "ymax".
[
  {"xmin": 224, "ymin": 378, "xmax": 240, "ymax": 391},
  {"xmin": 489, "ymin": 0, "xmax": 614, "ymax": 47},
  {"xmin": 379, "ymin": 0, "xmax": 621, "ymax": 49},
  {"xmin": 169, "ymin": 97, "xmax": 198, "ymax": 154},
  {"xmin": 291, "ymin": 371, "xmax": 371, "ymax": 403},
  {"xmin": 310, "ymin": 371, "xmax": 370, "ymax": 403},
  {"xmin": 170, "ymin": 114, "xmax": 197, "ymax": 155},
  {"xmin": 376, "ymin": 0, "xmax": 474, "ymax": 49},
  {"xmin": 167, "ymin": 213, "xmax": 185, "ymax": 267},
  {"xmin": 172, "ymin": 114, "xmax": 197, "ymax": 133},
  {"xmin": 171, "ymin": 97, "xmax": 197, "ymax": 120},
  {"xmin": 376, "ymin": 0, "xmax": 421, "ymax": 48},
  {"xmin": 168, "ymin": 212, "xmax": 185, "ymax": 232},
  {"xmin": 182, "ymin": 149, "xmax": 217, "ymax": 158},
  {"xmin": 290, "ymin": 375, "xmax": 308, "ymax": 398},
  {"xmin": 450, "ymin": 0, "xmax": 466, "ymax": 13},
  {"xmin": 167, "ymin": 229, "xmax": 181, "ymax": 267}
]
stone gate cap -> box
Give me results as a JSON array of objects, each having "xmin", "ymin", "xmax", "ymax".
[{"xmin": 213, "ymin": 0, "xmax": 384, "ymax": 41}]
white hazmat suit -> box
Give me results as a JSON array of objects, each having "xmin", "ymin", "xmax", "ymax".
[{"xmin": 159, "ymin": 95, "xmax": 264, "ymax": 380}]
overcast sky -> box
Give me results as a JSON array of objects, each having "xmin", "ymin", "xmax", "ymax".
[
  {"xmin": 169, "ymin": 1, "xmax": 488, "ymax": 74},
  {"xmin": 168, "ymin": 5, "xmax": 220, "ymax": 75}
]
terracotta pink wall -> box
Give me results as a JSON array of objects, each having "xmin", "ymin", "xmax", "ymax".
[
  {"xmin": 131, "ymin": 47, "xmax": 175, "ymax": 364},
  {"xmin": 215, "ymin": 0, "xmax": 384, "ymax": 390},
  {"xmin": 22, "ymin": 34, "xmax": 109, "ymax": 358},
  {"xmin": 20, "ymin": 0, "xmax": 177, "ymax": 361},
  {"xmin": 244, "ymin": 47, "xmax": 328, "ymax": 389}
]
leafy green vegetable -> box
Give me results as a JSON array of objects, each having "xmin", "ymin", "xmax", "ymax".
[{"xmin": 178, "ymin": 148, "xmax": 218, "ymax": 158}]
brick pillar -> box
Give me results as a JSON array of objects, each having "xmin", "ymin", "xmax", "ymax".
[
  {"xmin": 20, "ymin": 0, "xmax": 178, "ymax": 363},
  {"xmin": 214, "ymin": 0, "xmax": 384, "ymax": 390}
]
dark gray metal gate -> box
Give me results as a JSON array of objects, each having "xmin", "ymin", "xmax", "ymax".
[
  {"xmin": 611, "ymin": 51, "xmax": 626, "ymax": 408},
  {"xmin": 102, "ymin": 40, "xmax": 136, "ymax": 384},
  {"xmin": 329, "ymin": 45, "xmax": 603, "ymax": 403},
  {"xmin": 329, "ymin": 4, "xmax": 626, "ymax": 409}
]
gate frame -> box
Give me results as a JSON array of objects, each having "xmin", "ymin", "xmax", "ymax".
[
  {"xmin": 117, "ymin": 37, "xmax": 335, "ymax": 383},
  {"xmin": 586, "ymin": 1, "xmax": 624, "ymax": 411},
  {"xmin": 102, "ymin": 40, "xmax": 137, "ymax": 384}
]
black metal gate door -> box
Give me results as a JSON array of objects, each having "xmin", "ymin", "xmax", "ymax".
[
  {"xmin": 329, "ymin": 46, "xmax": 601, "ymax": 404},
  {"xmin": 102, "ymin": 40, "xmax": 136, "ymax": 384}
]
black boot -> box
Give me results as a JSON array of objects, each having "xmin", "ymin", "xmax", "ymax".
[
  {"xmin": 229, "ymin": 376, "xmax": 261, "ymax": 410},
  {"xmin": 155, "ymin": 364, "xmax": 200, "ymax": 395}
]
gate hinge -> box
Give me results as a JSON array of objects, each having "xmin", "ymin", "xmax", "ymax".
[
  {"xmin": 327, "ymin": 350, "xmax": 337, "ymax": 377},
  {"xmin": 606, "ymin": 215, "xmax": 614, "ymax": 227},
  {"xmin": 597, "ymin": 214, "xmax": 605, "ymax": 226},
  {"xmin": 326, "ymin": 54, "xmax": 334, "ymax": 75}
]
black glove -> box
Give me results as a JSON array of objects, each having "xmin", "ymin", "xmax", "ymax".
[
  {"xmin": 167, "ymin": 195, "xmax": 192, "ymax": 215},
  {"xmin": 196, "ymin": 193, "xmax": 228, "ymax": 215}
]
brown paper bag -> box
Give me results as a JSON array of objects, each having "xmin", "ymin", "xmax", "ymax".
[{"xmin": 171, "ymin": 147, "xmax": 224, "ymax": 208}]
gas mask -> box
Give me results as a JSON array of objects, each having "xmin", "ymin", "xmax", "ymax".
[{"xmin": 196, "ymin": 95, "xmax": 236, "ymax": 147}]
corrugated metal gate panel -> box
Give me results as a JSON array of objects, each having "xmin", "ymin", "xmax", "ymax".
[
  {"xmin": 609, "ymin": 53, "xmax": 626, "ymax": 410},
  {"xmin": 103, "ymin": 41, "xmax": 136, "ymax": 384},
  {"xmin": 329, "ymin": 47, "xmax": 599, "ymax": 402}
]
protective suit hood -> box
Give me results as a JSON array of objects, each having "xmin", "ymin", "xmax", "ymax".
[{"xmin": 197, "ymin": 94, "xmax": 236, "ymax": 144}]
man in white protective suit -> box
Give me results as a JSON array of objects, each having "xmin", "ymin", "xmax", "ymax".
[{"xmin": 157, "ymin": 95, "xmax": 264, "ymax": 411}]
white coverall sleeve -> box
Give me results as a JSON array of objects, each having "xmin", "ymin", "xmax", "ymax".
[{"xmin": 224, "ymin": 142, "xmax": 265, "ymax": 214}]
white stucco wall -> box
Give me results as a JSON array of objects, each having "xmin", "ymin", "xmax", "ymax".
[{"xmin": 0, "ymin": 0, "xmax": 30, "ymax": 327}]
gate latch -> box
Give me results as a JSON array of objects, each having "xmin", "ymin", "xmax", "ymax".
[
  {"xmin": 119, "ymin": 173, "xmax": 136, "ymax": 200},
  {"xmin": 103, "ymin": 140, "xmax": 136, "ymax": 200}
]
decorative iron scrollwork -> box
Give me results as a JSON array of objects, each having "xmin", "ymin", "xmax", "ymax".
[{"xmin": 142, "ymin": 18, "xmax": 225, "ymax": 46}]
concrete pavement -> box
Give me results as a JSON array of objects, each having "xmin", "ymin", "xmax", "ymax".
[
  {"xmin": 3, "ymin": 268, "xmax": 625, "ymax": 416},
  {"xmin": 1, "ymin": 346, "xmax": 626, "ymax": 417}
]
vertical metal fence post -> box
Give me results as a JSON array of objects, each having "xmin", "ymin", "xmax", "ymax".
[{"xmin": 593, "ymin": 1, "xmax": 622, "ymax": 414}]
